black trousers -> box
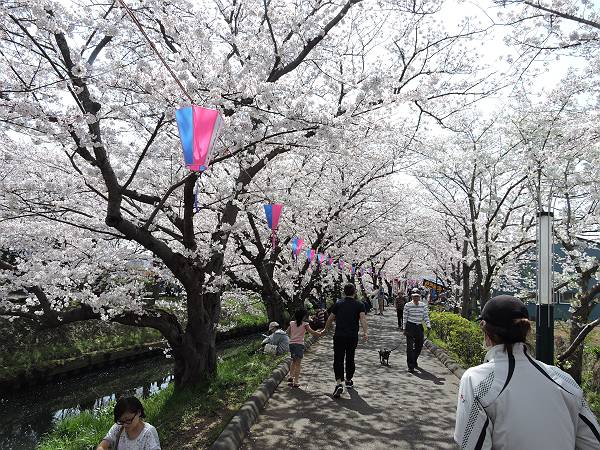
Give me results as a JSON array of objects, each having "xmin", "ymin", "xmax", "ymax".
[
  {"xmin": 333, "ymin": 335, "xmax": 359, "ymax": 381},
  {"xmin": 405, "ymin": 322, "xmax": 424, "ymax": 369},
  {"xmin": 396, "ymin": 306, "xmax": 403, "ymax": 328}
]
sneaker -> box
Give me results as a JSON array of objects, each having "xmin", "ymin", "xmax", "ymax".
[
  {"xmin": 345, "ymin": 379, "xmax": 354, "ymax": 388},
  {"xmin": 332, "ymin": 383, "xmax": 343, "ymax": 398},
  {"xmin": 408, "ymin": 367, "xmax": 415, "ymax": 373}
]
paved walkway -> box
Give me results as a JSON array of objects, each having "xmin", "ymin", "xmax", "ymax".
[{"xmin": 241, "ymin": 311, "xmax": 460, "ymax": 450}]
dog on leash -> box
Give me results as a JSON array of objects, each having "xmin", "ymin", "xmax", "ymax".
[{"xmin": 378, "ymin": 346, "xmax": 399, "ymax": 366}]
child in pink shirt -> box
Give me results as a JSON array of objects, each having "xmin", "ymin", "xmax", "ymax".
[{"xmin": 286, "ymin": 308, "xmax": 321, "ymax": 387}]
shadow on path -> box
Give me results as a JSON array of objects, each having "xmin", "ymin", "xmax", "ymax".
[
  {"xmin": 412, "ymin": 367, "xmax": 447, "ymax": 385},
  {"xmin": 240, "ymin": 311, "xmax": 460, "ymax": 450}
]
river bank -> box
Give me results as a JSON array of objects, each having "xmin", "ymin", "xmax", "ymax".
[
  {"xmin": 37, "ymin": 339, "xmax": 285, "ymax": 450},
  {"xmin": 0, "ymin": 322, "xmax": 267, "ymax": 393},
  {"xmin": 0, "ymin": 331, "xmax": 265, "ymax": 450}
]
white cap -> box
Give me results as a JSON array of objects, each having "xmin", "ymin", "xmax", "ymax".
[{"xmin": 268, "ymin": 321, "xmax": 280, "ymax": 331}]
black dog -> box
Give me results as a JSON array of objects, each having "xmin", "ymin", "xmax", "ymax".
[{"xmin": 378, "ymin": 346, "xmax": 399, "ymax": 366}]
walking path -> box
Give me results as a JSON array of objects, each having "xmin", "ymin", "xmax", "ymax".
[{"xmin": 240, "ymin": 311, "xmax": 460, "ymax": 450}]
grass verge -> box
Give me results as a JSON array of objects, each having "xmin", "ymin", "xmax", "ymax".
[{"xmin": 37, "ymin": 339, "xmax": 286, "ymax": 450}]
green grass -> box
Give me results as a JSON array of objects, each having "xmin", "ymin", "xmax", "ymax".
[
  {"xmin": 218, "ymin": 296, "xmax": 268, "ymax": 330},
  {"xmin": 37, "ymin": 339, "xmax": 286, "ymax": 450},
  {"xmin": 0, "ymin": 327, "xmax": 162, "ymax": 379}
]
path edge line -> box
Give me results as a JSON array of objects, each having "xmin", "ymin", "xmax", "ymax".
[
  {"xmin": 209, "ymin": 334, "xmax": 320, "ymax": 450},
  {"xmin": 424, "ymin": 339, "xmax": 465, "ymax": 380}
]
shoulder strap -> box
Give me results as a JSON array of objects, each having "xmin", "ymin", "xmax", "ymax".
[{"xmin": 114, "ymin": 425, "xmax": 124, "ymax": 450}]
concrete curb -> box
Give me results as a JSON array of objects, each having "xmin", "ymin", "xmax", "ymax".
[
  {"xmin": 424, "ymin": 339, "xmax": 465, "ymax": 380},
  {"xmin": 209, "ymin": 334, "xmax": 320, "ymax": 450}
]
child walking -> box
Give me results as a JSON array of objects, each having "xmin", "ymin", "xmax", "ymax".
[{"xmin": 286, "ymin": 308, "xmax": 321, "ymax": 387}]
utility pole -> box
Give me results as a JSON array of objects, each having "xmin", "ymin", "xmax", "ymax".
[{"xmin": 536, "ymin": 211, "xmax": 554, "ymax": 364}]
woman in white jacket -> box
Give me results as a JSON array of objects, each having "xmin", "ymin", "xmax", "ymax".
[{"xmin": 454, "ymin": 295, "xmax": 600, "ymax": 450}]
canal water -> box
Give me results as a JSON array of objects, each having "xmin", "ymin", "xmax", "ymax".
[{"xmin": 0, "ymin": 334, "xmax": 261, "ymax": 449}]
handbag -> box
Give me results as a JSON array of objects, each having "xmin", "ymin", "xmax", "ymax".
[{"xmin": 264, "ymin": 343, "xmax": 278, "ymax": 354}]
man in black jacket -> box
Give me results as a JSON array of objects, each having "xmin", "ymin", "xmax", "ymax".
[{"xmin": 320, "ymin": 283, "xmax": 368, "ymax": 398}]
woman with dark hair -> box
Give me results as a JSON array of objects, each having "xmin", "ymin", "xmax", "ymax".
[
  {"xmin": 96, "ymin": 396, "xmax": 161, "ymax": 450},
  {"xmin": 286, "ymin": 308, "xmax": 322, "ymax": 387},
  {"xmin": 454, "ymin": 295, "xmax": 600, "ymax": 450}
]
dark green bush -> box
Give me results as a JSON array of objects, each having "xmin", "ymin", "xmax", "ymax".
[{"xmin": 430, "ymin": 311, "xmax": 486, "ymax": 367}]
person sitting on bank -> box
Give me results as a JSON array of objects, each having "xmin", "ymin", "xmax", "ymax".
[
  {"xmin": 96, "ymin": 396, "xmax": 160, "ymax": 450},
  {"xmin": 261, "ymin": 321, "xmax": 290, "ymax": 355},
  {"xmin": 454, "ymin": 295, "xmax": 600, "ymax": 450}
]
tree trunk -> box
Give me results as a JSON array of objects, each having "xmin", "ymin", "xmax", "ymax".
[
  {"xmin": 564, "ymin": 299, "xmax": 593, "ymax": 384},
  {"xmin": 565, "ymin": 320, "xmax": 585, "ymax": 384},
  {"xmin": 286, "ymin": 297, "xmax": 305, "ymax": 319},
  {"xmin": 263, "ymin": 292, "xmax": 287, "ymax": 326},
  {"xmin": 334, "ymin": 273, "xmax": 342, "ymax": 300},
  {"xmin": 171, "ymin": 290, "xmax": 220, "ymax": 389},
  {"xmin": 461, "ymin": 263, "xmax": 472, "ymax": 319}
]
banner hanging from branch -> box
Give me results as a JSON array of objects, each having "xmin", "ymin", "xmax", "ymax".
[
  {"xmin": 263, "ymin": 203, "xmax": 283, "ymax": 248},
  {"xmin": 292, "ymin": 238, "xmax": 304, "ymax": 260},
  {"xmin": 175, "ymin": 105, "xmax": 222, "ymax": 172}
]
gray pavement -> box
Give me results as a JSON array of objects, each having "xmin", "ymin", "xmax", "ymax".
[{"xmin": 240, "ymin": 311, "xmax": 460, "ymax": 450}]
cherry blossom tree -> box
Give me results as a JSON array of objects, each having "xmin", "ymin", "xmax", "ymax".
[
  {"xmin": 0, "ymin": 0, "xmax": 500, "ymax": 388},
  {"xmin": 507, "ymin": 80, "xmax": 600, "ymax": 382},
  {"xmin": 414, "ymin": 117, "xmax": 538, "ymax": 317}
]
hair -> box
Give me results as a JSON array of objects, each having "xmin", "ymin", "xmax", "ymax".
[
  {"xmin": 343, "ymin": 283, "xmax": 356, "ymax": 297},
  {"xmin": 114, "ymin": 396, "xmax": 145, "ymax": 423},
  {"xmin": 294, "ymin": 308, "xmax": 307, "ymax": 327},
  {"xmin": 482, "ymin": 318, "xmax": 531, "ymax": 353}
]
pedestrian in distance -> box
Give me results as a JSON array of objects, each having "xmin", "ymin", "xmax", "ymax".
[
  {"xmin": 286, "ymin": 308, "xmax": 322, "ymax": 388},
  {"xmin": 454, "ymin": 295, "xmax": 600, "ymax": 450},
  {"xmin": 395, "ymin": 291, "xmax": 406, "ymax": 329},
  {"xmin": 311, "ymin": 301, "xmax": 327, "ymax": 330},
  {"xmin": 377, "ymin": 286, "xmax": 385, "ymax": 315},
  {"xmin": 403, "ymin": 287, "xmax": 431, "ymax": 372},
  {"xmin": 96, "ymin": 396, "xmax": 161, "ymax": 450},
  {"xmin": 319, "ymin": 283, "xmax": 368, "ymax": 398}
]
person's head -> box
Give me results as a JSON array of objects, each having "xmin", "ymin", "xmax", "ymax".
[
  {"xmin": 343, "ymin": 283, "xmax": 356, "ymax": 298},
  {"xmin": 411, "ymin": 288, "xmax": 420, "ymax": 303},
  {"xmin": 268, "ymin": 321, "xmax": 280, "ymax": 333},
  {"xmin": 478, "ymin": 295, "xmax": 531, "ymax": 352},
  {"xmin": 294, "ymin": 308, "xmax": 307, "ymax": 326},
  {"xmin": 114, "ymin": 397, "xmax": 145, "ymax": 429}
]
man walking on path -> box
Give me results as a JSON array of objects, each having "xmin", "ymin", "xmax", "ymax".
[
  {"xmin": 377, "ymin": 286, "xmax": 385, "ymax": 315},
  {"xmin": 320, "ymin": 283, "xmax": 368, "ymax": 398},
  {"xmin": 403, "ymin": 288, "xmax": 431, "ymax": 372},
  {"xmin": 395, "ymin": 290, "xmax": 407, "ymax": 329}
]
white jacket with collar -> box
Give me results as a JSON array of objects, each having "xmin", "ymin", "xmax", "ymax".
[{"xmin": 454, "ymin": 343, "xmax": 600, "ymax": 450}]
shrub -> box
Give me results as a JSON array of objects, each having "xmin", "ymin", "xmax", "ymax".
[{"xmin": 430, "ymin": 311, "xmax": 486, "ymax": 367}]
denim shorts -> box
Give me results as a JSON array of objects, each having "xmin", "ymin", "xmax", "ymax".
[{"xmin": 289, "ymin": 343, "xmax": 305, "ymax": 360}]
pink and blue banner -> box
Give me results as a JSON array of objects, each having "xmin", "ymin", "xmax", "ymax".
[
  {"xmin": 175, "ymin": 105, "xmax": 222, "ymax": 172},
  {"xmin": 292, "ymin": 238, "xmax": 304, "ymax": 259},
  {"xmin": 307, "ymin": 248, "xmax": 315, "ymax": 263},
  {"xmin": 263, "ymin": 203, "xmax": 283, "ymax": 248}
]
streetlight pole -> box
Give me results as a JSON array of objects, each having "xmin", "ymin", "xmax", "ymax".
[{"xmin": 536, "ymin": 211, "xmax": 554, "ymax": 364}]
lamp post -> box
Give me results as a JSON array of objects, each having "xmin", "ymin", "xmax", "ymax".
[{"xmin": 536, "ymin": 211, "xmax": 554, "ymax": 364}]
